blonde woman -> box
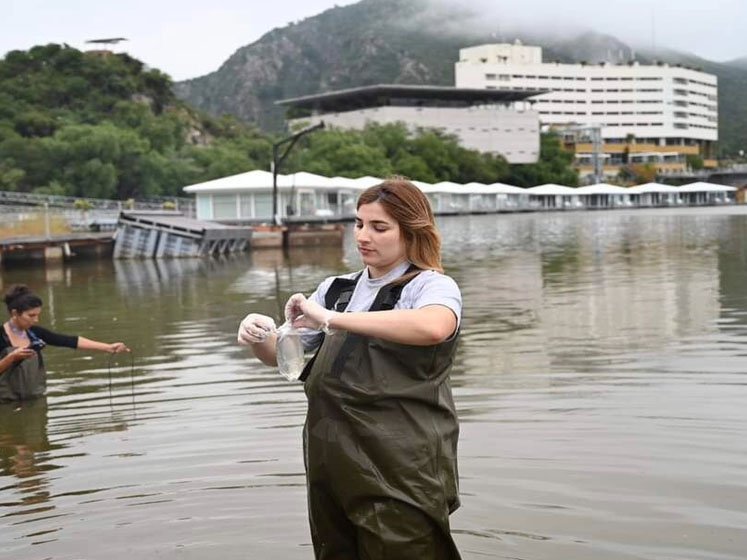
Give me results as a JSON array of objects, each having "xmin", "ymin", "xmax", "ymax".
[{"xmin": 240, "ymin": 179, "xmax": 463, "ymax": 559}]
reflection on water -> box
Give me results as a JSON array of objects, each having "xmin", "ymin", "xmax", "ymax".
[{"xmin": 2, "ymin": 208, "xmax": 747, "ymax": 559}]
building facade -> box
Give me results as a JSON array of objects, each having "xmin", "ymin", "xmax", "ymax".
[
  {"xmin": 278, "ymin": 84, "xmax": 542, "ymax": 164},
  {"xmin": 455, "ymin": 42, "xmax": 719, "ymax": 180}
]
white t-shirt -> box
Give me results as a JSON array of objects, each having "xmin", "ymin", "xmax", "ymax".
[{"xmin": 301, "ymin": 261, "xmax": 462, "ymax": 352}]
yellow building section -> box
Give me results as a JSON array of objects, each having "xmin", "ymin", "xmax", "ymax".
[
  {"xmin": 577, "ymin": 162, "xmax": 688, "ymax": 174},
  {"xmin": 575, "ymin": 143, "xmax": 701, "ymax": 155},
  {"xmin": 657, "ymin": 162, "xmax": 688, "ymax": 172}
]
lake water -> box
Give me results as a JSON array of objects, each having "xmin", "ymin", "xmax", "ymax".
[{"xmin": 2, "ymin": 207, "xmax": 747, "ymax": 559}]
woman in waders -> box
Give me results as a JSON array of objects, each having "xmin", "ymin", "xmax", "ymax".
[
  {"xmin": 0, "ymin": 284, "xmax": 130, "ymax": 403},
  {"xmin": 239, "ymin": 178, "xmax": 463, "ymax": 559}
]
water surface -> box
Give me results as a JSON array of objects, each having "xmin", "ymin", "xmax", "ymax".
[{"xmin": 2, "ymin": 207, "xmax": 747, "ymax": 559}]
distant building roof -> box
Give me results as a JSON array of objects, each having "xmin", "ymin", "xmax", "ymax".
[{"xmin": 276, "ymin": 84, "xmax": 545, "ymax": 113}]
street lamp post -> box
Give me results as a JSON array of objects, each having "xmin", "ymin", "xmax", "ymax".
[{"xmin": 271, "ymin": 121, "xmax": 325, "ymax": 225}]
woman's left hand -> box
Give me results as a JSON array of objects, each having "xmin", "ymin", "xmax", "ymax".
[
  {"xmin": 109, "ymin": 342, "xmax": 130, "ymax": 354},
  {"xmin": 285, "ymin": 293, "xmax": 333, "ymax": 331}
]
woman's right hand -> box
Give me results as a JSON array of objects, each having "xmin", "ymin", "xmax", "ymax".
[
  {"xmin": 10, "ymin": 347, "xmax": 34, "ymax": 362},
  {"xmin": 238, "ymin": 313, "xmax": 277, "ymax": 345}
]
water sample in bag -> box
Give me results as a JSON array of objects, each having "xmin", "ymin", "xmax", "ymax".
[{"xmin": 276, "ymin": 322, "xmax": 305, "ymax": 381}]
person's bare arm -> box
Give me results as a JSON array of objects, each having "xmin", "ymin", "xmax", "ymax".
[
  {"xmin": 288, "ymin": 294, "xmax": 457, "ymax": 346},
  {"xmin": 248, "ymin": 332, "xmax": 279, "ymax": 366},
  {"xmin": 327, "ymin": 306, "xmax": 456, "ymax": 345},
  {"xmin": 77, "ymin": 337, "xmax": 130, "ymax": 353}
]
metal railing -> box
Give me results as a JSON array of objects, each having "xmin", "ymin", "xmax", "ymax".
[{"xmin": 0, "ymin": 190, "xmax": 195, "ymax": 215}]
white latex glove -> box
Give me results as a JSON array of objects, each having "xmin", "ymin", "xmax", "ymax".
[
  {"xmin": 285, "ymin": 293, "xmax": 336, "ymax": 332},
  {"xmin": 284, "ymin": 293, "xmax": 307, "ymax": 323},
  {"xmin": 238, "ymin": 313, "xmax": 277, "ymax": 345}
]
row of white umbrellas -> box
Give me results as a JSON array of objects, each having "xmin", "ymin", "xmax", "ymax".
[{"xmin": 183, "ymin": 170, "xmax": 736, "ymax": 196}]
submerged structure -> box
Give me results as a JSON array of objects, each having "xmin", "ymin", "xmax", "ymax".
[{"xmin": 113, "ymin": 211, "xmax": 251, "ymax": 258}]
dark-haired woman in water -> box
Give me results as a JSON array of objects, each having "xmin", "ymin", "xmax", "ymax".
[{"xmin": 0, "ymin": 284, "xmax": 130, "ymax": 402}]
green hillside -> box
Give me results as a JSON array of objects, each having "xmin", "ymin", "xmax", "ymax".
[{"xmin": 0, "ymin": 44, "xmax": 273, "ymax": 198}]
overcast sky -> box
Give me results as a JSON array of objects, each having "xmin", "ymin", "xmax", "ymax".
[{"xmin": 3, "ymin": 0, "xmax": 745, "ymax": 81}]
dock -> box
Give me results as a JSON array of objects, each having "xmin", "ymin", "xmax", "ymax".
[
  {"xmin": 0, "ymin": 211, "xmax": 344, "ymax": 267},
  {"xmin": 0, "ymin": 232, "xmax": 114, "ymax": 266}
]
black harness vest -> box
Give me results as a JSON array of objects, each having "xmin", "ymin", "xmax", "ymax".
[{"xmin": 299, "ymin": 267, "xmax": 418, "ymax": 381}]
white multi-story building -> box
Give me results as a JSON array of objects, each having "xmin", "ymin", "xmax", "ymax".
[
  {"xmin": 456, "ymin": 42, "xmax": 719, "ymax": 179},
  {"xmin": 278, "ymin": 84, "xmax": 541, "ymax": 164}
]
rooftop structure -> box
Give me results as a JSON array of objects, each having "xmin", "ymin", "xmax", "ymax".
[{"xmin": 278, "ymin": 84, "xmax": 543, "ymax": 164}]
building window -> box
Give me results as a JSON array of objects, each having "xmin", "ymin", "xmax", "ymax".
[
  {"xmin": 239, "ymin": 195, "xmax": 253, "ymax": 218},
  {"xmin": 254, "ymin": 194, "xmax": 273, "ymax": 219},
  {"xmin": 197, "ymin": 196, "xmax": 211, "ymax": 219},
  {"xmin": 213, "ymin": 195, "xmax": 237, "ymax": 219}
]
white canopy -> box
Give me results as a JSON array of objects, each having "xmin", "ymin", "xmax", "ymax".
[
  {"xmin": 286, "ymin": 171, "xmax": 336, "ymax": 188},
  {"xmin": 461, "ymin": 182, "xmax": 490, "ymax": 193},
  {"xmin": 576, "ymin": 183, "xmax": 629, "ymax": 195},
  {"xmin": 488, "ymin": 182, "xmax": 528, "ymax": 194},
  {"xmin": 410, "ymin": 180, "xmax": 434, "ymax": 191},
  {"xmin": 628, "ymin": 182, "xmax": 681, "ymax": 193},
  {"xmin": 428, "ymin": 181, "xmax": 467, "ymax": 194},
  {"xmin": 183, "ymin": 169, "xmax": 275, "ymax": 193},
  {"xmin": 679, "ymin": 182, "xmax": 736, "ymax": 192},
  {"xmin": 329, "ymin": 176, "xmax": 367, "ymax": 189},
  {"xmin": 349, "ymin": 176, "xmax": 384, "ymax": 188},
  {"xmin": 528, "ymin": 184, "xmax": 578, "ymax": 195}
]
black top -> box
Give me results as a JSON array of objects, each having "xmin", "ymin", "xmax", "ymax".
[
  {"xmin": 0, "ymin": 325, "xmax": 78, "ymax": 352},
  {"xmin": 1, "ymin": 325, "xmax": 78, "ymax": 370}
]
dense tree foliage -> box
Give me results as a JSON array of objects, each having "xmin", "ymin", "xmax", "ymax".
[
  {"xmin": 0, "ymin": 44, "xmax": 577, "ymax": 199},
  {"xmin": 507, "ymin": 133, "xmax": 579, "ymax": 187},
  {"xmin": 282, "ymin": 123, "xmax": 516, "ymax": 185},
  {"xmin": 0, "ymin": 44, "xmax": 272, "ymax": 198}
]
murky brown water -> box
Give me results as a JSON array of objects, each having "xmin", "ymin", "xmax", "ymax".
[{"xmin": 2, "ymin": 207, "xmax": 747, "ymax": 559}]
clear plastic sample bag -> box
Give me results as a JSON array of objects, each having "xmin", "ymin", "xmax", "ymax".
[{"xmin": 275, "ymin": 322, "xmax": 305, "ymax": 381}]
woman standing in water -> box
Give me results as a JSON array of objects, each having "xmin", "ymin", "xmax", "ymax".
[
  {"xmin": 0, "ymin": 284, "xmax": 130, "ymax": 402},
  {"xmin": 239, "ymin": 178, "xmax": 463, "ymax": 559}
]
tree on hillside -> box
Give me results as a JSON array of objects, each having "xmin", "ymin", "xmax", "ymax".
[{"xmin": 508, "ymin": 133, "xmax": 578, "ymax": 187}]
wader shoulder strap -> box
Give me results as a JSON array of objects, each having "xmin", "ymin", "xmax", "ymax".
[
  {"xmin": 299, "ymin": 272, "xmax": 362, "ymax": 382},
  {"xmin": 328, "ymin": 265, "xmax": 421, "ymax": 378},
  {"xmin": 324, "ymin": 273, "xmax": 362, "ymax": 312},
  {"xmin": 368, "ymin": 265, "xmax": 420, "ymax": 312}
]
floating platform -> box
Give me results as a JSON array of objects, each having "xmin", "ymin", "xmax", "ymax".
[
  {"xmin": 113, "ymin": 211, "xmax": 251, "ymax": 258},
  {"xmin": 0, "ymin": 232, "xmax": 114, "ymax": 266},
  {"xmin": 249, "ymin": 223, "xmax": 345, "ymax": 248}
]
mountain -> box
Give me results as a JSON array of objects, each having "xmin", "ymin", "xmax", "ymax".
[
  {"xmin": 724, "ymin": 57, "xmax": 747, "ymax": 70},
  {"xmin": 174, "ymin": 0, "xmax": 747, "ymax": 156}
]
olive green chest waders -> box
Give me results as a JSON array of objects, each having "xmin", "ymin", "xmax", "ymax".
[
  {"xmin": 0, "ymin": 347, "xmax": 46, "ymax": 403},
  {"xmin": 300, "ymin": 273, "xmax": 462, "ymax": 560}
]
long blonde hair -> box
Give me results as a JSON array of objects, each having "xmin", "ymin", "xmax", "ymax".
[{"xmin": 357, "ymin": 177, "xmax": 443, "ymax": 276}]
